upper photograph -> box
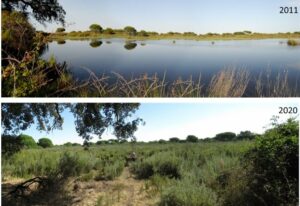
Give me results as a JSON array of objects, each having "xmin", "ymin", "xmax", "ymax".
[{"xmin": 2, "ymin": 0, "xmax": 300, "ymax": 97}]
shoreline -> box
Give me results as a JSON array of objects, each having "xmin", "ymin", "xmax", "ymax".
[{"xmin": 48, "ymin": 33, "xmax": 300, "ymax": 42}]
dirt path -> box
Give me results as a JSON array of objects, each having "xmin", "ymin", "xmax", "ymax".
[{"xmin": 71, "ymin": 167, "xmax": 159, "ymax": 206}]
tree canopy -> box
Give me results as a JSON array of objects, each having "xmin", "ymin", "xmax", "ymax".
[
  {"xmin": 186, "ymin": 135, "xmax": 198, "ymax": 142},
  {"xmin": 1, "ymin": 103, "xmax": 143, "ymax": 143},
  {"xmin": 124, "ymin": 26, "xmax": 137, "ymax": 36},
  {"xmin": 38, "ymin": 137, "xmax": 53, "ymax": 148},
  {"xmin": 89, "ymin": 24, "xmax": 103, "ymax": 33},
  {"xmin": 1, "ymin": 0, "xmax": 66, "ymax": 24}
]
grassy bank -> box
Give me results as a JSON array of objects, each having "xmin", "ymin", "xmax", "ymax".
[{"xmin": 49, "ymin": 31, "xmax": 300, "ymax": 41}]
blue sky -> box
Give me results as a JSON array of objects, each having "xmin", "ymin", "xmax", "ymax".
[
  {"xmin": 33, "ymin": 0, "xmax": 300, "ymax": 33},
  {"xmin": 19, "ymin": 101, "xmax": 299, "ymax": 145}
]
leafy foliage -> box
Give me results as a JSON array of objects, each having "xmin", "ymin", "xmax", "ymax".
[
  {"xmin": 186, "ymin": 135, "xmax": 198, "ymax": 142},
  {"xmin": 19, "ymin": 134, "xmax": 37, "ymax": 148},
  {"xmin": 2, "ymin": 0, "xmax": 66, "ymax": 24},
  {"xmin": 56, "ymin": 27, "xmax": 65, "ymax": 33},
  {"xmin": 2, "ymin": 11, "xmax": 35, "ymax": 58},
  {"xmin": 124, "ymin": 26, "xmax": 137, "ymax": 36},
  {"xmin": 215, "ymin": 132, "xmax": 236, "ymax": 141},
  {"xmin": 38, "ymin": 138, "xmax": 53, "ymax": 148},
  {"xmin": 1, "ymin": 134, "xmax": 23, "ymax": 156},
  {"xmin": 89, "ymin": 24, "xmax": 102, "ymax": 33},
  {"xmin": 242, "ymin": 118, "xmax": 299, "ymax": 206}
]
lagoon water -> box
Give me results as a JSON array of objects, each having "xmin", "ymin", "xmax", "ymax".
[{"xmin": 42, "ymin": 38, "xmax": 300, "ymax": 95}]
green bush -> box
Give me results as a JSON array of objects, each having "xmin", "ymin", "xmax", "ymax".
[
  {"xmin": 18, "ymin": 134, "xmax": 37, "ymax": 149},
  {"xmin": 56, "ymin": 27, "xmax": 65, "ymax": 33},
  {"xmin": 2, "ymin": 11, "xmax": 35, "ymax": 58},
  {"xmin": 38, "ymin": 138, "xmax": 53, "ymax": 148},
  {"xmin": 1, "ymin": 135, "xmax": 23, "ymax": 156},
  {"xmin": 159, "ymin": 182, "xmax": 218, "ymax": 206},
  {"xmin": 243, "ymin": 118, "xmax": 299, "ymax": 205},
  {"xmin": 186, "ymin": 135, "xmax": 198, "ymax": 143},
  {"xmin": 157, "ymin": 161, "xmax": 181, "ymax": 179},
  {"xmin": 131, "ymin": 162, "xmax": 154, "ymax": 179}
]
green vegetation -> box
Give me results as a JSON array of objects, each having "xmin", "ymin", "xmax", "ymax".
[
  {"xmin": 49, "ymin": 27, "xmax": 300, "ymax": 41},
  {"xmin": 124, "ymin": 26, "xmax": 137, "ymax": 36},
  {"xmin": 19, "ymin": 134, "xmax": 38, "ymax": 149},
  {"xmin": 89, "ymin": 24, "xmax": 103, "ymax": 33},
  {"xmin": 56, "ymin": 27, "xmax": 65, "ymax": 33},
  {"xmin": 287, "ymin": 39, "xmax": 300, "ymax": 46},
  {"xmin": 1, "ymin": 118, "xmax": 298, "ymax": 206},
  {"xmin": 37, "ymin": 138, "xmax": 53, "ymax": 148}
]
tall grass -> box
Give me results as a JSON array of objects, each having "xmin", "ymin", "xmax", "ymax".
[{"xmin": 46, "ymin": 68, "xmax": 300, "ymax": 97}]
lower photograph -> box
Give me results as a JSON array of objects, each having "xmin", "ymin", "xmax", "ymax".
[{"xmin": 1, "ymin": 101, "xmax": 299, "ymax": 206}]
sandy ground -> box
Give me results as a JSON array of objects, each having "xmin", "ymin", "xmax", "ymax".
[
  {"xmin": 2, "ymin": 168, "xmax": 159, "ymax": 206},
  {"xmin": 70, "ymin": 167, "xmax": 158, "ymax": 206}
]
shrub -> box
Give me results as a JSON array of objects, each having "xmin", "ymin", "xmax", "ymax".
[
  {"xmin": 243, "ymin": 118, "xmax": 299, "ymax": 205},
  {"xmin": 157, "ymin": 161, "xmax": 181, "ymax": 179},
  {"xmin": 1, "ymin": 134, "xmax": 23, "ymax": 156},
  {"xmin": 2, "ymin": 11, "xmax": 35, "ymax": 58},
  {"xmin": 18, "ymin": 134, "xmax": 37, "ymax": 149},
  {"xmin": 103, "ymin": 28, "xmax": 115, "ymax": 34},
  {"xmin": 169, "ymin": 137, "xmax": 180, "ymax": 143},
  {"xmin": 186, "ymin": 135, "xmax": 198, "ymax": 143},
  {"xmin": 38, "ymin": 138, "xmax": 53, "ymax": 148},
  {"xmin": 287, "ymin": 39, "xmax": 300, "ymax": 46},
  {"xmin": 132, "ymin": 162, "xmax": 154, "ymax": 179},
  {"xmin": 159, "ymin": 182, "xmax": 218, "ymax": 206},
  {"xmin": 56, "ymin": 152, "xmax": 84, "ymax": 178},
  {"xmin": 95, "ymin": 161, "xmax": 124, "ymax": 181},
  {"xmin": 56, "ymin": 27, "xmax": 65, "ymax": 32},
  {"xmin": 215, "ymin": 132, "xmax": 236, "ymax": 141},
  {"xmin": 138, "ymin": 30, "xmax": 149, "ymax": 37}
]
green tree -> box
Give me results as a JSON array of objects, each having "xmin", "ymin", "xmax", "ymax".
[
  {"xmin": 38, "ymin": 137, "xmax": 53, "ymax": 148},
  {"xmin": 242, "ymin": 117, "xmax": 299, "ymax": 205},
  {"xmin": 1, "ymin": 103, "xmax": 143, "ymax": 144},
  {"xmin": 89, "ymin": 24, "xmax": 103, "ymax": 33},
  {"xmin": 104, "ymin": 28, "xmax": 115, "ymax": 34},
  {"xmin": 169, "ymin": 137, "xmax": 180, "ymax": 143},
  {"xmin": 124, "ymin": 26, "xmax": 137, "ymax": 36},
  {"xmin": 214, "ymin": 132, "xmax": 236, "ymax": 141},
  {"xmin": 64, "ymin": 142, "xmax": 72, "ymax": 147},
  {"xmin": 138, "ymin": 30, "xmax": 149, "ymax": 37},
  {"xmin": 237, "ymin": 131, "xmax": 256, "ymax": 140},
  {"xmin": 2, "ymin": 0, "xmax": 66, "ymax": 24},
  {"xmin": 186, "ymin": 135, "xmax": 198, "ymax": 143},
  {"xmin": 56, "ymin": 27, "xmax": 65, "ymax": 33},
  {"xmin": 18, "ymin": 134, "xmax": 37, "ymax": 148},
  {"xmin": 1, "ymin": 134, "xmax": 23, "ymax": 156}
]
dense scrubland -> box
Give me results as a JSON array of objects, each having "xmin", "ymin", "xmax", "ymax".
[{"xmin": 2, "ymin": 118, "xmax": 299, "ymax": 206}]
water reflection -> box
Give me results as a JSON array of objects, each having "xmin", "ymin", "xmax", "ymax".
[
  {"xmin": 57, "ymin": 40, "xmax": 66, "ymax": 45},
  {"xmin": 90, "ymin": 40, "xmax": 103, "ymax": 48},
  {"xmin": 124, "ymin": 42, "xmax": 137, "ymax": 50}
]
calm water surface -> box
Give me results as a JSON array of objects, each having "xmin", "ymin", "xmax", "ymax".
[{"xmin": 42, "ymin": 39, "xmax": 300, "ymax": 94}]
